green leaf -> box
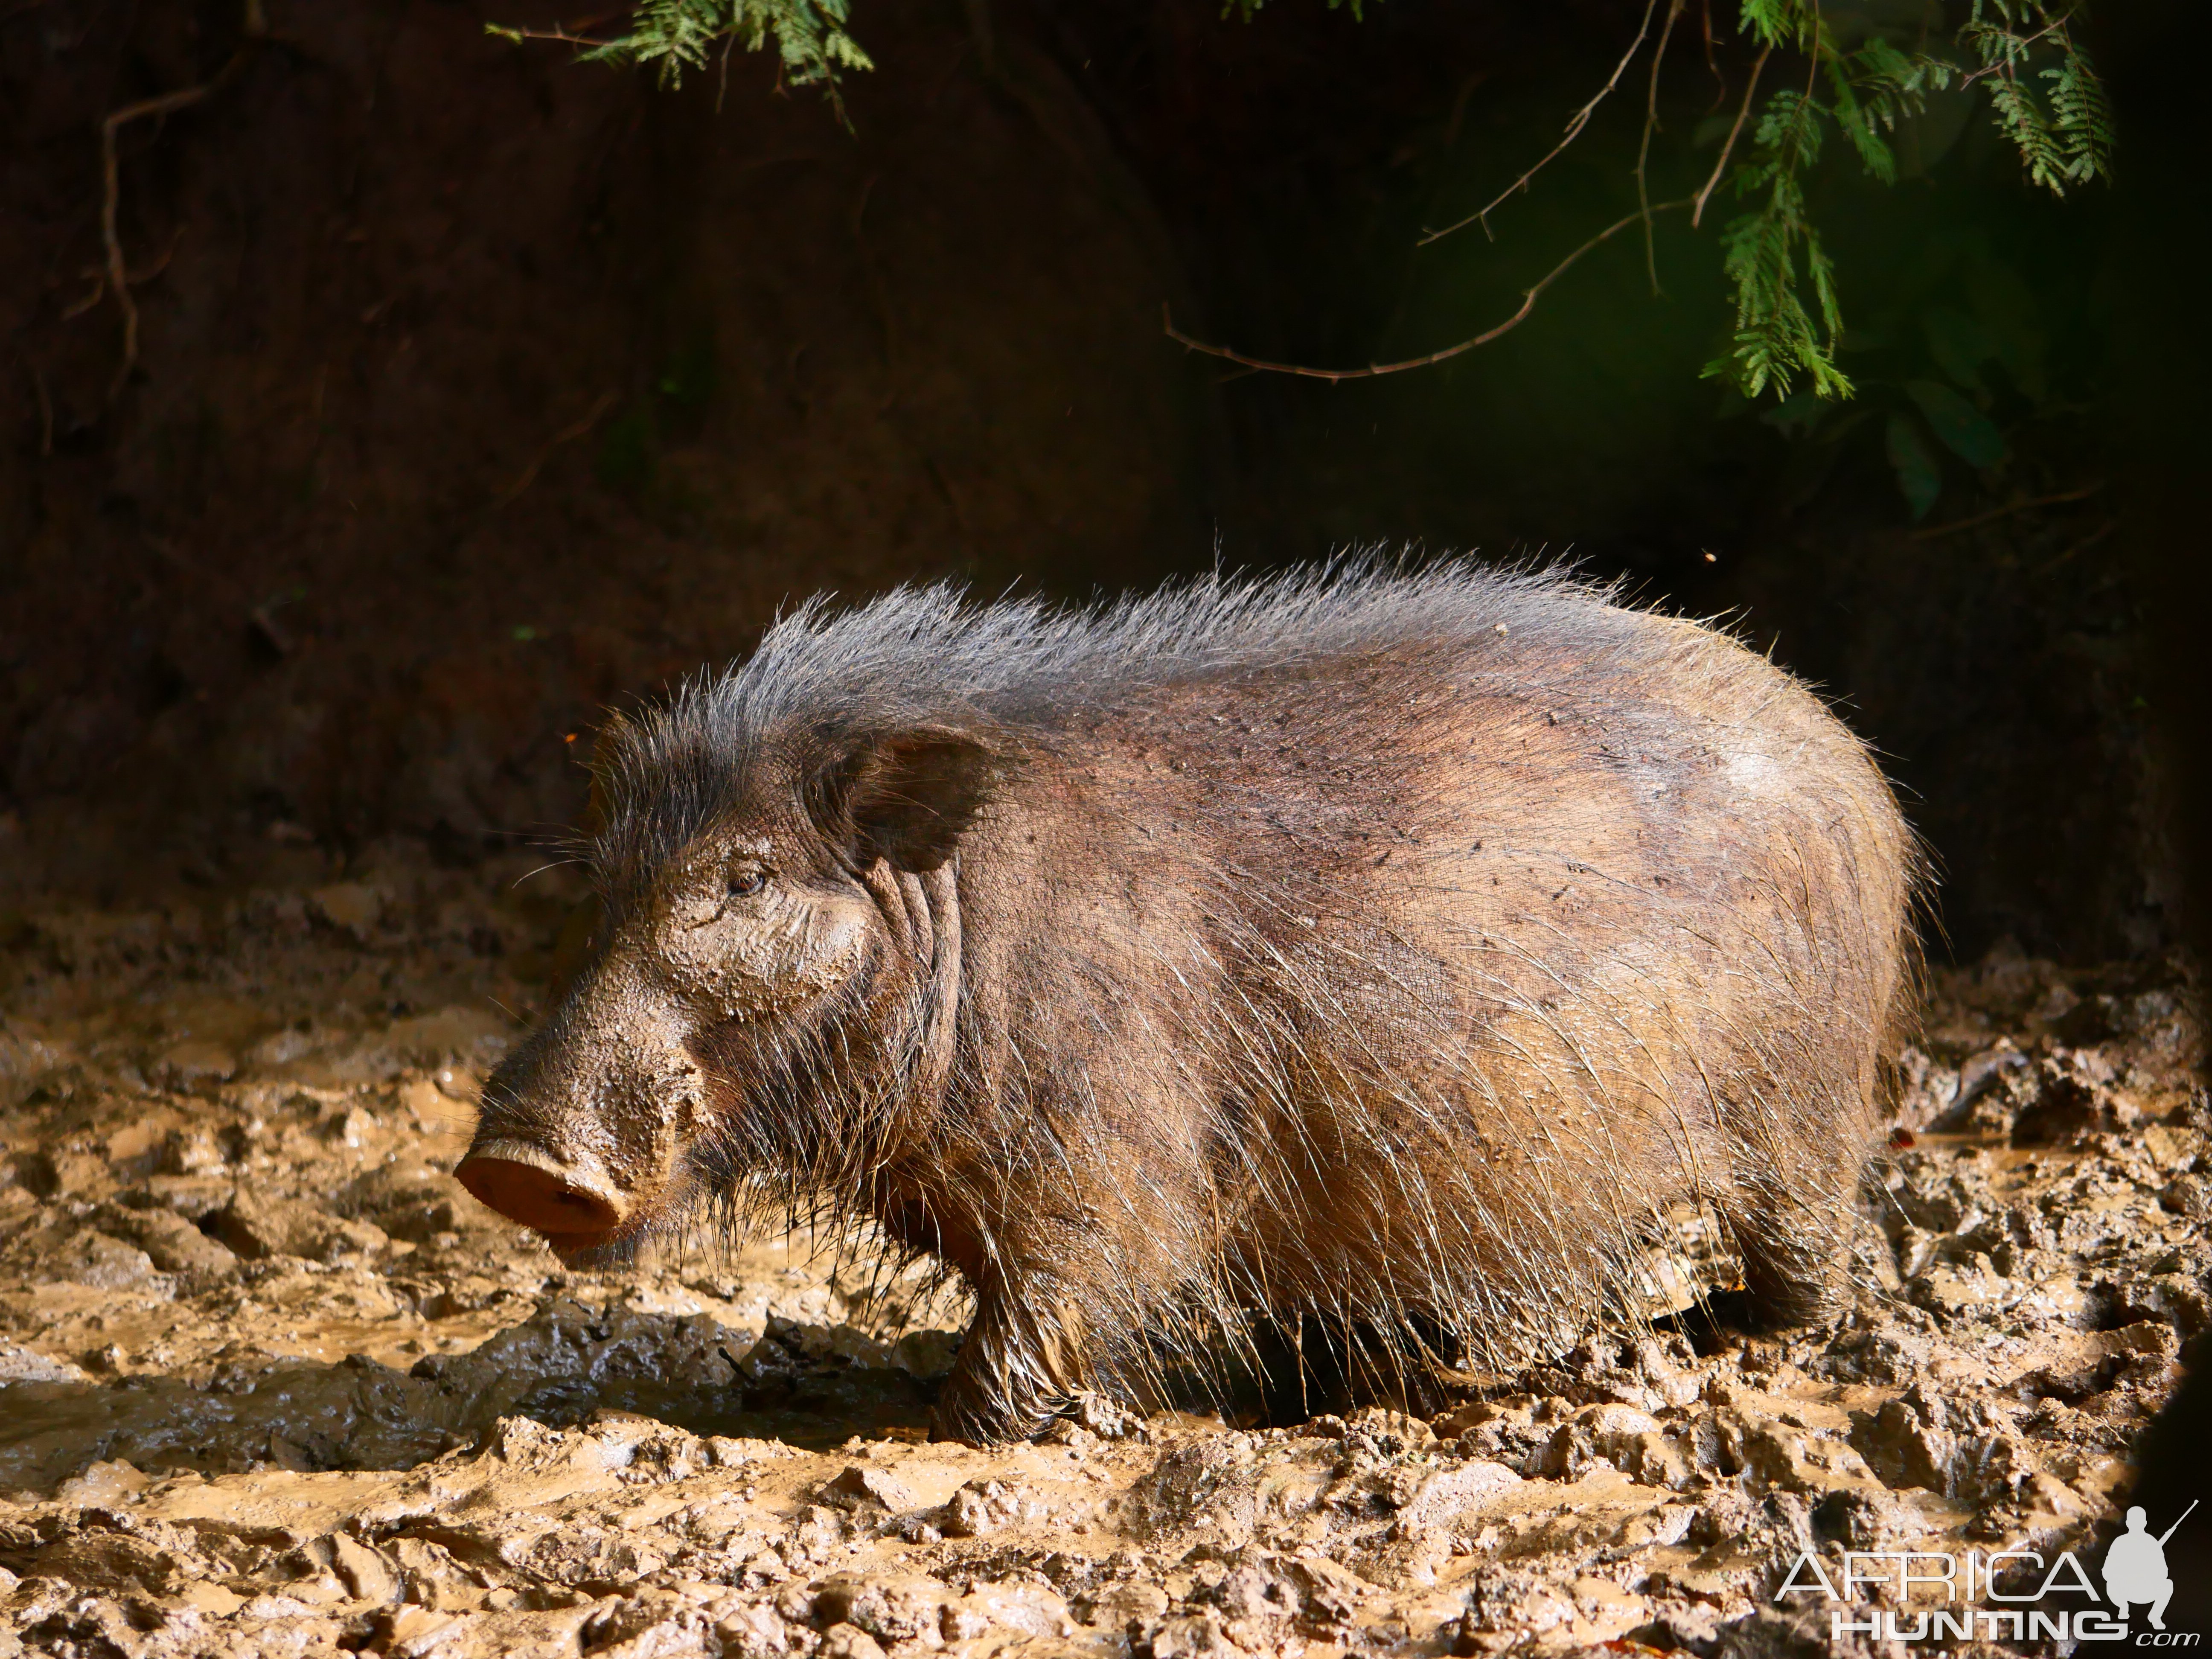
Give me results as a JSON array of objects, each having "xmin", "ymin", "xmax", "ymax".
[
  {"xmin": 1827, "ymin": 62, "xmax": 1896, "ymax": 184},
  {"xmin": 1886, "ymin": 412, "xmax": 1943, "ymax": 521},
  {"xmin": 1961, "ymin": 254, "xmax": 2047, "ymax": 403},
  {"xmin": 596, "ymin": 407, "xmax": 657, "ymax": 492},
  {"xmin": 1706, "ymin": 87, "xmax": 1854, "ymax": 402},
  {"xmin": 1759, "ymin": 386, "xmax": 1830, "ymax": 435},
  {"xmin": 1739, "ymin": 0, "xmax": 1821, "ymax": 52},
  {"xmin": 1962, "ymin": 5, "xmax": 2114, "ymax": 199},
  {"xmin": 1905, "ymin": 379, "xmax": 2008, "ymax": 469},
  {"xmin": 2046, "ymin": 48, "xmax": 2115, "ymax": 184},
  {"xmin": 1691, "ymin": 113, "xmax": 1736, "ymax": 149},
  {"xmin": 533, "ymin": 0, "xmax": 873, "ymax": 94},
  {"xmin": 1922, "ymin": 306, "xmax": 1994, "ymax": 390}
]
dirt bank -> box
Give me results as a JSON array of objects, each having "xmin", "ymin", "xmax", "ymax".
[
  {"xmin": 0, "ymin": 847, "xmax": 2204, "ymax": 1656},
  {"xmin": 2, "ymin": 0, "xmax": 1221, "ymax": 885},
  {"xmin": 4, "ymin": 0, "xmax": 2175, "ymax": 965}
]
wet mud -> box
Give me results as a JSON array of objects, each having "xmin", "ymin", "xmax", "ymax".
[{"xmin": 0, "ymin": 847, "xmax": 2204, "ymax": 1657}]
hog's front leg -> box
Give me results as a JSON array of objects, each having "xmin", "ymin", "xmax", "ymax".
[{"xmin": 929, "ymin": 1268, "xmax": 1118, "ymax": 1444}]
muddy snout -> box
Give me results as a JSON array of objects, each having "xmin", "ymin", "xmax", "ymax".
[
  {"xmin": 453, "ymin": 1139, "xmax": 628, "ymax": 1248},
  {"xmin": 453, "ymin": 984, "xmax": 705, "ymax": 1255}
]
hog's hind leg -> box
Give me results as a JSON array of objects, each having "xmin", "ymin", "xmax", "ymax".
[{"xmin": 1723, "ymin": 1081, "xmax": 1878, "ymax": 1329}]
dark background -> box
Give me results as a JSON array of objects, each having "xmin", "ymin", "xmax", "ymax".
[{"xmin": 0, "ymin": 0, "xmax": 2175, "ymax": 963}]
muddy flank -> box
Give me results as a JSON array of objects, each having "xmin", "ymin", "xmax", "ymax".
[{"xmin": 0, "ymin": 848, "xmax": 2203, "ymax": 1658}]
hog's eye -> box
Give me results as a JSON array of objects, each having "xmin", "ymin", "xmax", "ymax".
[{"xmin": 727, "ymin": 867, "xmax": 768, "ymax": 899}]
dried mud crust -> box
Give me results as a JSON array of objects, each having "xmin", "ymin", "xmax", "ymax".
[{"xmin": 0, "ymin": 850, "xmax": 2204, "ymax": 1659}]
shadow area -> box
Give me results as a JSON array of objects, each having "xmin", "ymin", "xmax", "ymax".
[{"xmin": 0, "ymin": 1301, "xmax": 946, "ymax": 1497}]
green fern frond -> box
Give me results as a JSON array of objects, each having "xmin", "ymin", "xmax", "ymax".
[
  {"xmin": 1711, "ymin": 0, "xmax": 2107, "ymax": 401},
  {"xmin": 1806, "ymin": 229, "xmax": 1843, "ymax": 340},
  {"xmin": 2045, "ymin": 49, "xmax": 2115, "ymax": 183},
  {"xmin": 1704, "ymin": 86, "xmax": 1852, "ymax": 401},
  {"xmin": 521, "ymin": 0, "xmax": 873, "ymax": 96},
  {"xmin": 501, "ymin": 0, "xmax": 2118, "ymax": 413},
  {"xmin": 1988, "ymin": 73, "xmax": 2071, "ymax": 191},
  {"xmin": 1961, "ymin": 0, "xmax": 2112, "ymax": 195},
  {"xmin": 1826, "ymin": 61, "xmax": 1895, "ymax": 184},
  {"xmin": 1740, "ymin": 0, "xmax": 1820, "ymax": 52}
]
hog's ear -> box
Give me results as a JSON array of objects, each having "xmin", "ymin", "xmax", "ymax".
[{"xmin": 815, "ymin": 730, "xmax": 998, "ymax": 873}]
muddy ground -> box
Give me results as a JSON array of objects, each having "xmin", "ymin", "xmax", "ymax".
[{"xmin": 0, "ymin": 846, "xmax": 2204, "ymax": 1658}]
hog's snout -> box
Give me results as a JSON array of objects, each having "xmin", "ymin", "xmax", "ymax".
[
  {"xmin": 454, "ymin": 1141, "xmax": 627, "ymax": 1246},
  {"xmin": 454, "ymin": 959, "xmax": 707, "ymax": 1257}
]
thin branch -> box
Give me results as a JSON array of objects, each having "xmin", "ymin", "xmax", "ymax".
[
  {"xmin": 1636, "ymin": 0, "xmax": 1688, "ymax": 295},
  {"xmin": 101, "ymin": 54, "xmax": 247, "ymax": 403},
  {"xmin": 485, "ymin": 19, "xmax": 624, "ymax": 50},
  {"xmin": 28, "ymin": 361, "xmax": 53, "ymax": 458},
  {"xmin": 1166, "ymin": 201, "xmax": 1690, "ymax": 384},
  {"xmin": 146, "ymin": 534, "xmax": 247, "ymax": 597},
  {"xmin": 2029, "ymin": 516, "xmax": 2115, "ymax": 576},
  {"xmin": 68, "ymin": 227, "xmax": 191, "ymax": 325},
  {"xmin": 60, "ymin": 276, "xmax": 106, "ymax": 320},
  {"xmin": 1956, "ymin": 8, "xmax": 2075, "ymax": 88},
  {"xmin": 1692, "ymin": 43, "xmax": 1770, "ymax": 227},
  {"xmin": 1441, "ymin": 69, "xmax": 1486, "ymax": 153},
  {"xmin": 1420, "ymin": 0, "xmax": 1661, "ymax": 247},
  {"xmin": 1909, "ymin": 480, "xmax": 2105, "ymax": 540},
  {"xmin": 125, "ymin": 229, "xmax": 186, "ymax": 288},
  {"xmin": 495, "ymin": 390, "xmax": 619, "ymax": 507},
  {"xmin": 1700, "ymin": 0, "xmax": 1727, "ymax": 111}
]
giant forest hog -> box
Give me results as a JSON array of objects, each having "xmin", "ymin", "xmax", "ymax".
[{"xmin": 456, "ymin": 564, "xmax": 1918, "ymax": 1441}]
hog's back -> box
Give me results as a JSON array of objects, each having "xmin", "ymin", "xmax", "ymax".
[{"xmin": 1056, "ymin": 604, "xmax": 1913, "ymax": 1352}]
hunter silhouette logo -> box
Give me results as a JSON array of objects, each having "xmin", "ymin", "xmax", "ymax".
[{"xmin": 2105, "ymin": 1502, "xmax": 2195, "ymax": 1633}]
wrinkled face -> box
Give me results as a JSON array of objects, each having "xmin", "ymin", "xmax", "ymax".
[{"xmin": 454, "ymin": 728, "xmax": 988, "ymax": 1261}]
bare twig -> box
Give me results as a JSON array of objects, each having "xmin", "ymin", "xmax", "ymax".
[
  {"xmin": 146, "ymin": 534, "xmax": 242, "ymax": 593},
  {"xmin": 485, "ymin": 13, "xmax": 625, "ymax": 50},
  {"xmin": 65, "ymin": 230, "xmax": 186, "ymax": 323},
  {"xmin": 488, "ymin": 26, "xmax": 611, "ymax": 49},
  {"xmin": 1441, "ymin": 69, "xmax": 1487, "ymax": 153},
  {"xmin": 1166, "ymin": 201, "xmax": 1691, "ymax": 384},
  {"xmin": 59, "ymin": 276, "xmax": 106, "ymax": 320},
  {"xmin": 850, "ymin": 172, "xmax": 898, "ymax": 384},
  {"xmin": 28, "ymin": 361, "xmax": 53, "ymax": 457},
  {"xmin": 1691, "ymin": 43, "xmax": 1770, "ymax": 227},
  {"xmin": 2028, "ymin": 517, "xmax": 2115, "ymax": 576},
  {"xmin": 1700, "ymin": 0, "xmax": 1727, "ymax": 111},
  {"xmin": 1910, "ymin": 480, "xmax": 2106, "ymax": 540},
  {"xmin": 1420, "ymin": 0, "xmax": 1661, "ymax": 247},
  {"xmin": 1956, "ymin": 10, "xmax": 2075, "ymax": 88},
  {"xmin": 125, "ymin": 229, "xmax": 185, "ymax": 287},
  {"xmin": 146, "ymin": 535, "xmax": 283, "ymax": 655},
  {"xmin": 495, "ymin": 390, "xmax": 618, "ymax": 507},
  {"xmin": 961, "ymin": 0, "xmax": 998, "ymax": 79},
  {"xmin": 1636, "ymin": 0, "xmax": 1688, "ymax": 295},
  {"xmin": 249, "ymin": 602, "xmax": 297, "ymax": 655},
  {"xmin": 100, "ymin": 54, "xmax": 247, "ymax": 402}
]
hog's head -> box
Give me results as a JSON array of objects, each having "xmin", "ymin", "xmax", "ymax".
[{"xmin": 455, "ymin": 714, "xmax": 997, "ymax": 1263}]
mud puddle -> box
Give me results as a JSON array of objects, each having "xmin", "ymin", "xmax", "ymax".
[{"xmin": 0, "ymin": 846, "xmax": 2204, "ymax": 1656}]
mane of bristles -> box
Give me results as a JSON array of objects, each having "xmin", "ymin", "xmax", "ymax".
[
  {"xmin": 587, "ymin": 556, "xmax": 1918, "ymax": 1430},
  {"xmin": 592, "ymin": 558, "xmax": 1619, "ymax": 875}
]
